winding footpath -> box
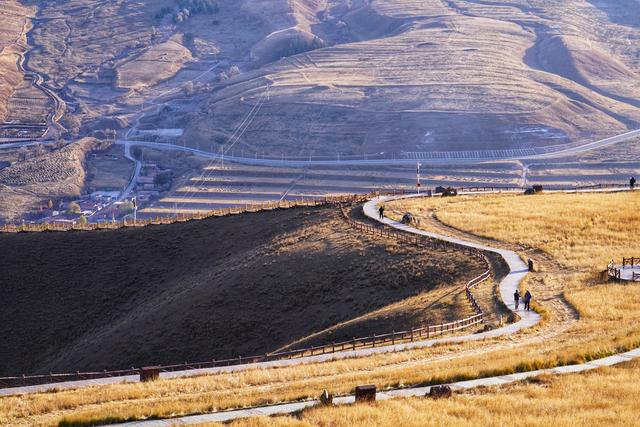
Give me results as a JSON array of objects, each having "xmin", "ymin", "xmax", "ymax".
[
  {"xmin": 113, "ymin": 196, "xmax": 638, "ymax": 426},
  {"xmin": 3, "ymin": 193, "xmax": 639, "ymax": 426},
  {"xmin": 0, "ymin": 196, "xmax": 538, "ymax": 398}
]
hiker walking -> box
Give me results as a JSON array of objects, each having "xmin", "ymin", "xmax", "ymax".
[
  {"xmin": 524, "ymin": 290, "xmax": 532, "ymax": 311},
  {"xmin": 514, "ymin": 289, "xmax": 520, "ymax": 310},
  {"xmin": 379, "ymin": 206, "xmax": 385, "ymax": 219},
  {"xmin": 630, "ymin": 176, "xmax": 636, "ymax": 190}
]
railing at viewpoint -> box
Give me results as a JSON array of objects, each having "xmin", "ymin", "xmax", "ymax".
[{"xmin": 607, "ymin": 257, "xmax": 640, "ymax": 282}]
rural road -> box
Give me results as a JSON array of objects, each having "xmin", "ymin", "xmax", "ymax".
[
  {"xmin": 119, "ymin": 142, "xmax": 142, "ymax": 202},
  {"xmin": 113, "ymin": 128, "xmax": 640, "ymax": 166},
  {"xmin": 0, "ymin": 196, "xmax": 539, "ymax": 397}
]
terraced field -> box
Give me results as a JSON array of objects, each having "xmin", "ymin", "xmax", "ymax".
[
  {"xmin": 0, "ymin": 1, "xmax": 33, "ymax": 123},
  {"xmin": 0, "ymin": 139, "xmax": 98, "ymax": 221},
  {"xmin": 140, "ymin": 140, "xmax": 640, "ymax": 217},
  {"xmin": 10, "ymin": 0, "xmax": 638, "ymax": 157}
]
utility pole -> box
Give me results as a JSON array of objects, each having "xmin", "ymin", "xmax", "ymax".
[
  {"xmin": 416, "ymin": 162, "xmax": 422, "ymax": 194},
  {"xmin": 132, "ymin": 196, "xmax": 137, "ymax": 223}
]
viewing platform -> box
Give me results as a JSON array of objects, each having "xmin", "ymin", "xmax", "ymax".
[{"xmin": 607, "ymin": 257, "xmax": 640, "ymax": 282}]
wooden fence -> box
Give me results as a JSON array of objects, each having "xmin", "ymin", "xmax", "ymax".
[
  {"xmin": 0, "ymin": 193, "xmax": 390, "ymax": 234},
  {"xmin": 0, "ymin": 200, "xmax": 494, "ymax": 389}
]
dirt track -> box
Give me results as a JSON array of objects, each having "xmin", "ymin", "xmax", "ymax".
[{"xmin": 0, "ymin": 205, "xmax": 484, "ymax": 376}]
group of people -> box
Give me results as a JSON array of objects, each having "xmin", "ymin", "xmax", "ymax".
[{"xmin": 514, "ymin": 289, "xmax": 532, "ymax": 311}]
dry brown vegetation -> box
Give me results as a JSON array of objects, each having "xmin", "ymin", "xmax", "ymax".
[
  {"xmin": 14, "ymin": 0, "xmax": 640, "ymax": 157},
  {"xmin": 116, "ymin": 35, "xmax": 193, "ymax": 89},
  {"xmin": 3, "ymin": 191, "xmax": 640, "ymax": 426},
  {"xmin": 0, "ymin": 139, "xmax": 99, "ymax": 221},
  {"xmin": 0, "ymin": 205, "xmax": 484, "ymax": 376},
  {"xmin": 385, "ymin": 191, "xmax": 640, "ymax": 270},
  {"xmin": 84, "ymin": 144, "xmax": 135, "ymax": 191},
  {"xmin": 224, "ymin": 360, "xmax": 640, "ymax": 427},
  {"xmin": 184, "ymin": 0, "xmax": 640, "ymax": 155}
]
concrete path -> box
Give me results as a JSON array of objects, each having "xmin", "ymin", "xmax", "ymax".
[
  {"xmin": 615, "ymin": 265, "xmax": 640, "ymax": 281},
  {"xmin": 363, "ymin": 195, "xmax": 537, "ymax": 321},
  {"xmin": 115, "ymin": 347, "xmax": 640, "ymax": 426},
  {"xmin": 119, "ymin": 142, "xmax": 142, "ymax": 202},
  {"xmin": 0, "ymin": 195, "xmax": 540, "ymax": 397},
  {"xmin": 104, "ymin": 194, "xmax": 640, "ymax": 426},
  {"xmin": 114, "ymin": 128, "xmax": 640, "ymax": 166}
]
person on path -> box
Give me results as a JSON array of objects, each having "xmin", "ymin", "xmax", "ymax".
[
  {"xmin": 630, "ymin": 176, "xmax": 636, "ymax": 190},
  {"xmin": 379, "ymin": 206, "xmax": 385, "ymax": 219},
  {"xmin": 524, "ymin": 290, "xmax": 532, "ymax": 311},
  {"xmin": 514, "ymin": 289, "xmax": 520, "ymax": 310}
]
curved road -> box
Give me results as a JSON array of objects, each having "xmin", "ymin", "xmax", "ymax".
[{"xmin": 113, "ymin": 128, "xmax": 640, "ymax": 167}]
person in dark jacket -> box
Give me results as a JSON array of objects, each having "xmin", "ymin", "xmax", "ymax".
[
  {"xmin": 524, "ymin": 290, "xmax": 532, "ymax": 311},
  {"xmin": 630, "ymin": 176, "xmax": 636, "ymax": 190},
  {"xmin": 379, "ymin": 206, "xmax": 385, "ymax": 219},
  {"xmin": 514, "ymin": 289, "xmax": 520, "ymax": 310}
]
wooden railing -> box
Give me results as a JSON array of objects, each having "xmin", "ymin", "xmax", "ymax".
[
  {"xmin": 0, "ymin": 199, "xmax": 494, "ymax": 389},
  {"xmin": 608, "ymin": 263, "xmax": 622, "ymax": 280},
  {"xmin": 607, "ymin": 257, "xmax": 640, "ymax": 281}
]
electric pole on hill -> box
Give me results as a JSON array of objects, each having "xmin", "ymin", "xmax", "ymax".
[
  {"xmin": 132, "ymin": 196, "xmax": 137, "ymax": 223},
  {"xmin": 416, "ymin": 162, "xmax": 422, "ymax": 194}
]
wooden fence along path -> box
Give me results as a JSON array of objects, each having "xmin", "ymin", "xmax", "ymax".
[
  {"xmin": 0, "ymin": 195, "xmax": 375, "ymax": 233},
  {"xmin": 0, "ymin": 198, "xmax": 493, "ymax": 389},
  {"xmin": 1, "ymin": 182, "xmax": 632, "ymax": 234}
]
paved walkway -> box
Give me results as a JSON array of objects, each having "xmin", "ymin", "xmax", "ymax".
[
  {"xmin": 0, "ymin": 196, "xmax": 538, "ymax": 397},
  {"xmin": 108, "ymin": 195, "xmax": 639, "ymax": 425},
  {"xmin": 116, "ymin": 347, "xmax": 640, "ymax": 426}
]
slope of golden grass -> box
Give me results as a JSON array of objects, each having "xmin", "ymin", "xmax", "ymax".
[
  {"xmin": 4, "ymin": 192, "xmax": 640, "ymax": 426},
  {"xmin": 226, "ymin": 360, "xmax": 640, "ymax": 427},
  {"xmin": 386, "ymin": 191, "xmax": 640, "ymax": 270}
]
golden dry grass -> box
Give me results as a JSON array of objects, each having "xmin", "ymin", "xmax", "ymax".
[
  {"xmin": 3, "ymin": 191, "xmax": 640, "ymax": 426},
  {"xmin": 225, "ymin": 360, "xmax": 640, "ymax": 427},
  {"xmin": 385, "ymin": 191, "xmax": 640, "ymax": 270}
]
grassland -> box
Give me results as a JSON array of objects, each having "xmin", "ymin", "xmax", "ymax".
[
  {"xmin": 3, "ymin": 191, "xmax": 640, "ymax": 426},
  {"xmin": 183, "ymin": 0, "xmax": 640, "ymax": 156},
  {"xmin": 115, "ymin": 35, "xmax": 192, "ymax": 89},
  {"xmin": 84, "ymin": 144, "xmax": 134, "ymax": 191},
  {"xmin": 224, "ymin": 360, "xmax": 640, "ymax": 427},
  {"xmin": 385, "ymin": 191, "xmax": 640, "ymax": 270},
  {"xmin": 0, "ymin": 205, "xmax": 484, "ymax": 377}
]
